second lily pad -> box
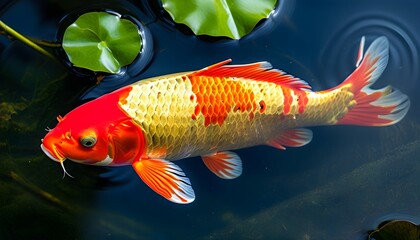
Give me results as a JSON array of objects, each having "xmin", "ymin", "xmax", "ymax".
[
  {"xmin": 62, "ymin": 12, "xmax": 142, "ymax": 74},
  {"xmin": 162, "ymin": 0, "xmax": 278, "ymax": 39}
]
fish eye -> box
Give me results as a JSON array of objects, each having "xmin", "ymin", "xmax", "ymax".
[{"xmin": 80, "ymin": 136, "xmax": 97, "ymax": 148}]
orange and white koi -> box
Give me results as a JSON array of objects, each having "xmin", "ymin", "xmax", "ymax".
[{"xmin": 41, "ymin": 37, "xmax": 409, "ymax": 204}]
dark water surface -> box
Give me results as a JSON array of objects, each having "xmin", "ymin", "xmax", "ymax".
[{"xmin": 0, "ymin": 0, "xmax": 419, "ymax": 239}]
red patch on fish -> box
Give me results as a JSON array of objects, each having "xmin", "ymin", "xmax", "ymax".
[
  {"xmin": 296, "ymin": 90, "xmax": 309, "ymax": 114},
  {"xmin": 189, "ymin": 76, "xmax": 257, "ymax": 126},
  {"xmin": 281, "ymin": 86, "xmax": 293, "ymax": 114}
]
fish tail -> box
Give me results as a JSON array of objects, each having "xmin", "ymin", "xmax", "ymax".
[{"xmin": 336, "ymin": 36, "xmax": 410, "ymax": 126}]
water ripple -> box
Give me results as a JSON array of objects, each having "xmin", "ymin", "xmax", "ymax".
[{"xmin": 318, "ymin": 15, "xmax": 419, "ymax": 92}]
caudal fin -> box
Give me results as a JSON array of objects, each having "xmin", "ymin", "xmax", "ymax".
[{"xmin": 336, "ymin": 36, "xmax": 410, "ymax": 126}]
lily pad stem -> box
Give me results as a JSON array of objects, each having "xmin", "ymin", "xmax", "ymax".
[
  {"xmin": 0, "ymin": 20, "xmax": 56, "ymax": 60},
  {"xmin": 27, "ymin": 36, "xmax": 62, "ymax": 48}
]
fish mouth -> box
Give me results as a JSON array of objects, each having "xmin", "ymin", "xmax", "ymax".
[
  {"xmin": 40, "ymin": 143, "xmax": 66, "ymax": 162},
  {"xmin": 40, "ymin": 143, "xmax": 74, "ymax": 178}
]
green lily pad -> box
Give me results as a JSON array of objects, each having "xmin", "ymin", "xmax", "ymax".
[
  {"xmin": 62, "ymin": 12, "xmax": 142, "ymax": 74},
  {"xmin": 162, "ymin": 0, "xmax": 277, "ymax": 39}
]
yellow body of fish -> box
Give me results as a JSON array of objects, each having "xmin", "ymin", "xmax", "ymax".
[{"xmin": 121, "ymin": 69, "xmax": 353, "ymax": 161}]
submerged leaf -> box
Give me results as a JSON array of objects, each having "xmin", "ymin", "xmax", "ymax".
[
  {"xmin": 162, "ymin": 0, "xmax": 277, "ymax": 39},
  {"xmin": 369, "ymin": 220, "xmax": 420, "ymax": 240},
  {"xmin": 0, "ymin": 101, "xmax": 27, "ymax": 130},
  {"xmin": 62, "ymin": 12, "xmax": 142, "ymax": 73}
]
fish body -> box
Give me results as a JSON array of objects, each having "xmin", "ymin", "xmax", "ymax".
[
  {"xmin": 120, "ymin": 63, "xmax": 352, "ymax": 161},
  {"xmin": 41, "ymin": 37, "xmax": 410, "ymax": 203}
]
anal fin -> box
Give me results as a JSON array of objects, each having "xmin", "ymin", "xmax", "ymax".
[
  {"xmin": 132, "ymin": 158, "xmax": 195, "ymax": 204},
  {"xmin": 202, "ymin": 151, "xmax": 242, "ymax": 179},
  {"xmin": 266, "ymin": 128, "xmax": 313, "ymax": 150}
]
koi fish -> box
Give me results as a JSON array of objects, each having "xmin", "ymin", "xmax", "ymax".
[{"xmin": 41, "ymin": 36, "xmax": 409, "ymax": 204}]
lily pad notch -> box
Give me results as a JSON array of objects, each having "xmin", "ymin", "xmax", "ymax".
[{"xmin": 62, "ymin": 11, "xmax": 143, "ymax": 74}]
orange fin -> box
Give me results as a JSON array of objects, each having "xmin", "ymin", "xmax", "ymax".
[
  {"xmin": 266, "ymin": 128, "xmax": 313, "ymax": 150},
  {"xmin": 192, "ymin": 60, "xmax": 311, "ymax": 91},
  {"xmin": 202, "ymin": 151, "xmax": 242, "ymax": 179},
  {"xmin": 132, "ymin": 159, "xmax": 195, "ymax": 204},
  {"xmin": 337, "ymin": 37, "xmax": 410, "ymax": 126}
]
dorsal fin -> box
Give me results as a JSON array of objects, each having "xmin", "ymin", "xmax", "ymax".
[{"xmin": 191, "ymin": 59, "xmax": 311, "ymax": 91}]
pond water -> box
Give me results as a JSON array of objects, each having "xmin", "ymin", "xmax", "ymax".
[{"xmin": 1, "ymin": 0, "xmax": 419, "ymax": 239}]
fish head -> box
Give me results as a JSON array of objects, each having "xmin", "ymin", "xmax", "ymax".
[
  {"xmin": 41, "ymin": 113, "xmax": 110, "ymax": 165},
  {"xmin": 41, "ymin": 88, "xmax": 146, "ymax": 171}
]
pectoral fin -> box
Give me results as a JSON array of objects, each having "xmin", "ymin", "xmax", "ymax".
[
  {"xmin": 202, "ymin": 151, "xmax": 242, "ymax": 179},
  {"xmin": 132, "ymin": 158, "xmax": 195, "ymax": 204}
]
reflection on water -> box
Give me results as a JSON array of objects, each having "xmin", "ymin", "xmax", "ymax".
[{"xmin": 1, "ymin": 0, "xmax": 420, "ymax": 239}]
